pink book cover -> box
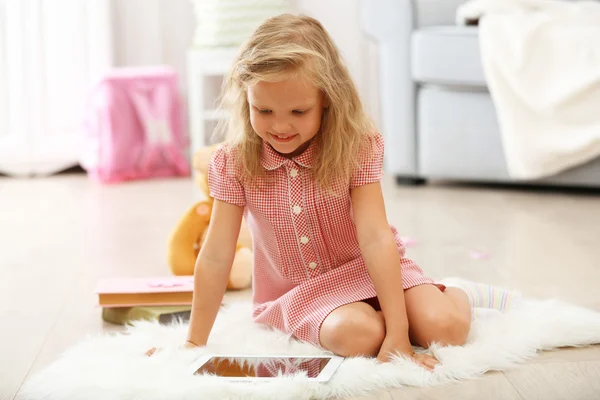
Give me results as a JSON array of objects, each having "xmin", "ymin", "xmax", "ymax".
[
  {"xmin": 96, "ymin": 276, "xmax": 195, "ymax": 294},
  {"xmin": 95, "ymin": 276, "xmax": 195, "ymax": 307}
]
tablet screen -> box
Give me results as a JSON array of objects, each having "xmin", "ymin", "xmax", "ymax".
[{"xmin": 192, "ymin": 356, "xmax": 333, "ymax": 378}]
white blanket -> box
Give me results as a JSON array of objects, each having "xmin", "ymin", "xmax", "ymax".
[
  {"xmin": 22, "ymin": 294, "xmax": 600, "ymax": 399},
  {"xmin": 457, "ymin": 0, "xmax": 600, "ymax": 180}
]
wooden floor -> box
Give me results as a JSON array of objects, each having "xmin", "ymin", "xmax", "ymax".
[{"xmin": 1, "ymin": 174, "xmax": 599, "ymax": 400}]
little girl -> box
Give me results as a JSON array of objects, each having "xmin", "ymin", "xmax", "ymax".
[{"xmin": 183, "ymin": 14, "xmax": 516, "ymax": 371}]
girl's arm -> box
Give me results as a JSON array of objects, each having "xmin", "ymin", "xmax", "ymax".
[
  {"xmin": 186, "ymin": 199, "xmax": 244, "ymax": 347},
  {"xmin": 350, "ymin": 182, "xmax": 412, "ymax": 353}
]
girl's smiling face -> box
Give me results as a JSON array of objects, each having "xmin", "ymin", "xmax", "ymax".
[{"xmin": 247, "ymin": 76, "xmax": 327, "ymax": 157}]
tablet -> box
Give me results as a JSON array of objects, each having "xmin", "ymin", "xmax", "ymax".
[{"xmin": 188, "ymin": 354, "xmax": 344, "ymax": 382}]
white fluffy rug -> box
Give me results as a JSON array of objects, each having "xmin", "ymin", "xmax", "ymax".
[{"xmin": 23, "ymin": 293, "xmax": 600, "ymax": 400}]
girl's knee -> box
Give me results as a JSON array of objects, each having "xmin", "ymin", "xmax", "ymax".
[
  {"xmin": 320, "ymin": 308, "xmax": 385, "ymax": 357},
  {"xmin": 445, "ymin": 311, "xmax": 470, "ymax": 346},
  {"xmin": 422, "ymin": 309, "xmax": 470, "ymax": 347}
]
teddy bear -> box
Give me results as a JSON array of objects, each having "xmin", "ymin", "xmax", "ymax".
[{"xmin": 167, "ymin": 144, "xmax": 252, "ymax": 290}]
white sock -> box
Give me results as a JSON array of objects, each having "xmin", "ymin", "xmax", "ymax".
[{"xmin": 441, "ymin": 277, "xmax": 521, "ymax": 311}]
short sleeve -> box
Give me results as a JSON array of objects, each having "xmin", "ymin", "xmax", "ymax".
[
  {"xmin": 207, "ymin": 145, "xmax": 246, "ymax": 207},
  {"xmin": 350, "ymin": 132, "xmax": 385, "ymax": 188}
]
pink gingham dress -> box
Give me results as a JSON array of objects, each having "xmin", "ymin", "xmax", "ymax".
[{"xmin": 208, "ymin": 132, "xmax": 435, "ymax": 346}]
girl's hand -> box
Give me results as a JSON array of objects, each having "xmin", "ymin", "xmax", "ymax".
[
  {"xmin": 406, "ymin": 353, "xmax": 440, "ymax": 371},
  {"xmin": 145, "ymin": 341, "xmax": 199, "ymax": 357},
  {"xmin": 145, "ymin": 347, "xmax": 157, "ymax": 357},
  {"xmin": 184, "ymin": 341, "xmax": 199, "ymax": 349},
  {"xmin": 376, "ymin": 335, "xmax": 439, "ymax": 371}
]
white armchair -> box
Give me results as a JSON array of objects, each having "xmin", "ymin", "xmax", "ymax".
[{"xmin": 361, "ymin": 0, "xmax": 600, "ymax": 187}]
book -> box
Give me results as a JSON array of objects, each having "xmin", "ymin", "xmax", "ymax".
[
  {"xmin": 96, "ymin": 276, "xmax": 194, "ymax": 307},
  {"xmin": 102, "ymin": 305, "xmax": 192, "ymax": 325}
]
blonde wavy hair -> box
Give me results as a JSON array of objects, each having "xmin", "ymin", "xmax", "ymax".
[{"xmin": 216, "ymin": 14, "xmax": 375, "ymax": 189}]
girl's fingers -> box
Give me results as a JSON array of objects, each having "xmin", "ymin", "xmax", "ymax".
[
  {"xmin": 413, "ymin": 354, "xmax": 439, "ymax": 371},
  {"xmin": 415, "ymin": 359, "xmax": 433, "ymax": 371},
  {"xmin": 145, "ymin": 347, "xmax": 157, "ymax": 357},
  {"xmin": 427, "ymin": 355, "xmax": 439, "ymax": 366}
]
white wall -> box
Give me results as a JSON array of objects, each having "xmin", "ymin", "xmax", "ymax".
[
  {"xmin": 295, "ymin": 0, "xmax": 381, "ymax": 126},
  {"xmin": 110, "ymin": 0, "xmax": 381, "ymax": 125},
  {"xmin": 111, "ymin": 0, "xmax": 196, "ymax": 92}
]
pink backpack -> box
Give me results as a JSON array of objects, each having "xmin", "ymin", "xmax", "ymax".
[{"xmin": 81, "ymin": 66, "xmax": 190, "ymax": 183}]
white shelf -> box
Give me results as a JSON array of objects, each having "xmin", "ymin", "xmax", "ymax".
[
  {"xmin": 188, "ymin": 47, "xmax": 238, "ymax": 75},
  {"xmin": 187, "ymin": 48, "xmax": 237, "ymax": 155},
  {"xmin": 202, "ymin": 109, "xmax": 229, "ymax": 121}
]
